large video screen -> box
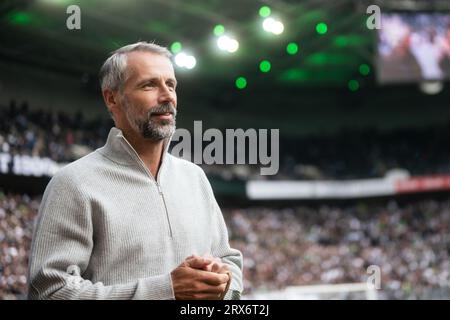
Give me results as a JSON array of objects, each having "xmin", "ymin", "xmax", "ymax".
[{"xmin": 377, "ymin": 12, "xmax": 450, "ymax": 83}]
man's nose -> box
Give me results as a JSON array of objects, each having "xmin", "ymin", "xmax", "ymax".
[{"xmin": 158, "ymin": 85, "xmax": 176, "ymax": 105}]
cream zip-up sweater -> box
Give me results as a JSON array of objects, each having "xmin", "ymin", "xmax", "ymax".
[{"xmin": 28, "ymin": 127, "xmax": 243, "ymax": 300}]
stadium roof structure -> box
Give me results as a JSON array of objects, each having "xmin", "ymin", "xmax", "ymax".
[
  {"xmin": 2, "ymin": 0, "xmax": 450, "ymax": 136},
  {"xmin": 1, "ymin": 0, "xmax": 382, "ymax": 87},
  {"xmin": 3, "ymin": 0, "xmax": 450, "ymax": 85}
]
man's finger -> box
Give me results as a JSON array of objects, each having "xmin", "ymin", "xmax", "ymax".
[
  {"xmin": 210, "ymin": 262, "xmax": 223, "ymax": 273},
  {"xmin": 185, "ymin": 256, "xmax": 213, "ymax": 269},
  {"xmin": 194, "ymin": 269, "xmax": 229, "ymax": 286},
  {"xmin": 195, "ymin": 282, "xmax": 228, "ymax": 295},
  {"xmin": 203, "ymin": 257, "xmax": 224, "ymax": 271},
  {"xmin": 216, "ymin": 264, "xmax": 230, "ymax": 274}
]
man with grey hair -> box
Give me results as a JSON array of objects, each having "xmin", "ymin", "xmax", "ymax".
[{"xmin": 28, "ymin": 42, "xmax": 243, "ymax": 300}]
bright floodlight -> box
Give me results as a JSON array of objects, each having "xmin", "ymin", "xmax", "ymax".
[
  {"xmin": 217, "ymin": 35, "xmax": 230, "ymax": 51},
  {"xmin": 272, "ymin": 20, "xmax": 284, "ymax": 35},
  {"xmin": 174, "ymin": 52, "xmax": 197, "ymax": 69},
  {"xmin": 184, "ymin": 55, "xmax": 197, "ymax": 69},
  {"xmin": 263, "ymin": 17, "xmax": 275, "ymax": 32},
  {"xmin": 262, "ymin": 17, "xmax": 284, "ymax": 35},
  {"xmin": 217, "ymin": 35, "xmax": 239, "ymax": 53},
  {"xmin": 174, "ymin": 52, "xmax": 187, "ymax": 67},
  {"xmin": 227, "ymin": 39, "xmax": 239, "ymax": 52}
]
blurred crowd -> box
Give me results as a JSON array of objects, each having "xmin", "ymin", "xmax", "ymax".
[
  {"xmin": 0, "ymin": 101, "xmax": 111, "ymax": 163},
  {"xmin": 1, "ymin": 191, "xmax": 449, "ymax": 299},
  {"xmin": 224, "ymin": 199, "xmax": 450, "ymax": 299},
  {"xmin": 2, "ymin": 101, "xmax": 450, "ymax": 180},
  {"xmin": 1, "ymin": 100, "xmax": 449, "ymax": 299},
  {"xmin": 0, "ymin": 192, "xmax": 40, "ymax": 299},
  {"xmin": 277, "ymin": 126, "xmax": 450, "ymax": 180}
]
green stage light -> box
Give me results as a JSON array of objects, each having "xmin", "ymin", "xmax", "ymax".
[
  {"xmin": 235, "ymin": 77, "xmax": 247, "ymax": 89},
  {"xmin": 348, "ymin": 80, "xmax": 359, "ymax": 91},
  {"xmin": 286, "ymin": 42, "xmax": 299, "ymax": 55},
  {"xmin": 213, "ymin": 24, "xmax": 225, "ymax": 36},
  {"xmin": 334, "ymin": 36, "xmax": 348, "ymax": 47},
  {"xmin": 259, "ymin": 6, "xmax": 271, "ymax": 17},
  {"xmin": 359, "ymin": 64, "xmax": 370, "ymax": 76},
  {"xmin": 8, "ymin": 11, "xmax": 32, "ymax": 25},
  {"xmin": 170, "ymin": 42, "xmax": 182, "ymax": 54},
  {"xmin": 316, "ymin": 22, "xmax": 328, "ymax": 35},
  {"xmin": 259, "ymin": 60, "xmax": 271, "ymax": 73}
]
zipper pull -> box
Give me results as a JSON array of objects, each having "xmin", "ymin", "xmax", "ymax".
[{"xmin": 157, "ymin": 184, "xmax": 163, "ymax": 194}]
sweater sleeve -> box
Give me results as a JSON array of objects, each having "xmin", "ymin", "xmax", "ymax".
[
  {"xmin": 28, "ymin": 172, "xmax": 175, "ymax": 300},
  {"xmin": 199, "ymin": 171, "xmax": 244, "ymax": 300}
]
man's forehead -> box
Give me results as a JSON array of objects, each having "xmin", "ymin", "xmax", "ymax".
[{"xmin": 126, "ymin": 51, "xmax": 175, "ymax": 79}]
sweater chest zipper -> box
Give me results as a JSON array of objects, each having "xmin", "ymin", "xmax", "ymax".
[
  {"xmin": 156, "ymin": 182, "xmax": 173, "ymax": 238},
  {"xmin": 118, "ymin": 137, "xmax": 173, "ymax": 238}
]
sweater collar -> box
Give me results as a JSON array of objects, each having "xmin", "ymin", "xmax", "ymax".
[{"xmin": 99, "ymin": 127, "xmax": 173, "ymax": 170}]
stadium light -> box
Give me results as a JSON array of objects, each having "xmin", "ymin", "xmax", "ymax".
[
  {"xmin": 216, "ymin": 35, "xmax": 239, "ymax": 53},
  {"xmin": 184, "ymin": 55, "xmax": 197, "ymax": 69},
  {"xmin": 316, "ymin": 22, "xmax": 328, "ymax": 35},
  {"xmin": 359, "ymin": 64, "xmax": 370, "ymax": 76},
  {"xmin": 170, "ymin": 42, "xmax": 182, "ymax": 54},
  {"xmin": 213, "ymin": 24, "xmax": 225, "ymax": 36},
  {"xmin": 235, "ymin": 76, "xmax": 247, "ymax": 89},
  {"xmin": 259, "ymin": 6, "xmax": 271, "ymax": 18},
  {"xmin": 286, "ymin": 42, "xmax": 299, "ymax": 55},
  {"xmin": 259, "ymin": 60, "xmax": 271, "ymax": 73},
  {"xmin": 7, "ymin": 11, "xmax": 32, "ymax": 25},
  {"xmin": 174, "ymin": 52, "xmax": 197, "ymax": 69},
  {"xmin": 262, "ymin": 17, "xmax": 284, "ymax": 35},
  {"xmin": 348, "ymin": 80, "xmax": 359, "ymax": 91}
]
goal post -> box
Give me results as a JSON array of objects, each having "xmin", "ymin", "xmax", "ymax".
[{"xmin": 243, "ymin": 283, "xmax": 379, "ymax": 300}]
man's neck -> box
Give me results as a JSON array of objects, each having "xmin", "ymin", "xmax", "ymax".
[{"xmin": 120, "ymin": 126, "xmax": 165, "ymax": 180}]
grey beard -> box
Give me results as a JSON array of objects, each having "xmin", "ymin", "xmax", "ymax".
[
  {"xmin": 128, "ymin": 103, "xmax": 177, "ymax": 141},
  {"xmin": 140, "ymin": 116, "xmax": 176, "ymax": 140}
]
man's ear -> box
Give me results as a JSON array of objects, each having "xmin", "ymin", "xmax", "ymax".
[{"xmin": 102, "ymin": 89, "xmax": 119, "ymax": 115}]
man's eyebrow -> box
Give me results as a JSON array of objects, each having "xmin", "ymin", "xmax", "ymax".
[
  {"xmin": 166, "ymin": 78, "xmax": 178, "ymax": 86},
  {"xmin": 136, "ymin": 77, "xmax": 177, "ymax": 87},
  {"xmin": 136, "ymin": 77, "xmax": 157, "ymax": 86}
]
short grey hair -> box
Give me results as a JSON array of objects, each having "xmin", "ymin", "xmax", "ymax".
[{"xmin": 99, "ymin": 41, "xmax": 172, "ymax": 92}]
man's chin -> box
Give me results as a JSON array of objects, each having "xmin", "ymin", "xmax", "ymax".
[{"xmin": 141, "ymin": 124, "xmax": 175, "ymax": 140}]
